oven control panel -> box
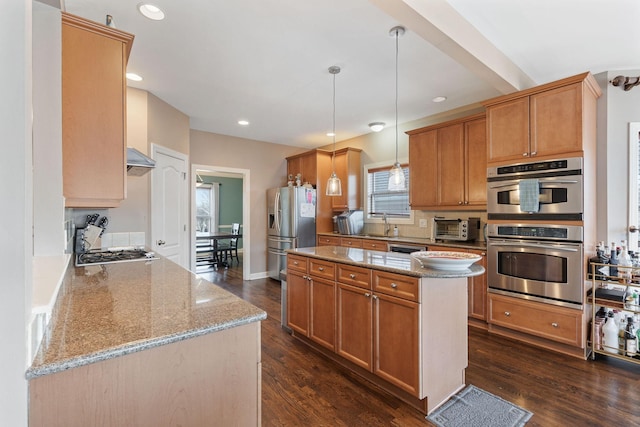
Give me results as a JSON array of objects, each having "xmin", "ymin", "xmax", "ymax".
[{"xmin": 486, "ymin": 224, "xmax": 583, "ymax": 242}]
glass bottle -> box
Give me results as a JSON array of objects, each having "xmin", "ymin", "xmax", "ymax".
[
  {"xmin": 626, "ymin": 316, "xmax": 637, "ymax": 357},
  {"xmin": 618, "ymin": 241, "xmax": 632, "ymax": 283},
  {"xmin": 618, "ymin": 315, "xmax": 627, "ymax": 355},
  {"xmin": 609, "ymin": 241, "xmax": 618, "ymax": 278}
]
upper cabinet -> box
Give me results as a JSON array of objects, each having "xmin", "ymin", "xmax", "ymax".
[
  {"xmin": 407, "ymin": 113, "xmax": 486, "ymax": 210},
  {"xmin": 286, "ymin": 147, "xmax": 361, "ymax": 233},
  {"xmin": 61, "ymin": 13, "xmax": 134, "ymax": 208},
  {"xmin": 483, "ymin": 72, "xmax": 601, "ymax": 166}
]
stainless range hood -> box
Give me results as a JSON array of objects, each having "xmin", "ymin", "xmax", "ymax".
[{"xmin": 127, "ymin": 147, "xmax": 156, "ymax": 176}]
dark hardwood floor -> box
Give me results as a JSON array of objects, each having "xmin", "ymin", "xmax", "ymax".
[{"xmin": 198, "ymin": 256, "xmax": 640, "ymax": 426}]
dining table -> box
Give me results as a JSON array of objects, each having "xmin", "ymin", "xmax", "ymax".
[{"xmin": 196, "ymin": 231, "xmax": 242, "ymax": 269}]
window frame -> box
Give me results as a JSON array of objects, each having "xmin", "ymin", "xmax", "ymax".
[{"xmin": 363, "ymin": 160, "xmax": 413, "ymax": 225}]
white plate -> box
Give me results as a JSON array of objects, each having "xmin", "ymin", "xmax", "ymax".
[{"xmin": 411, "ymin": 251, "xmax": 481, "ymax": 270}]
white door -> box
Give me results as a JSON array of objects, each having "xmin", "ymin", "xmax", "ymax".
[{"xmin": 151, "ymin": 144, "xmax": 189, "ymax": 267}]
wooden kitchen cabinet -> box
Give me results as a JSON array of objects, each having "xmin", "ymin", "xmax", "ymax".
[
  {"xmin": 484, "ymin": 72, "xmax": 601, "ymax": 165},
  {"xmin": 330, "ymin": 147, "xmax": 362, "ymax": 211},
  {"xmin": 287, "ymin": 147, "xmax": 361, "ymax": 233},
  {"xmin": 361, "ymin": 239, "xmax": 387, "ymax": 251},
  {"xmin": 337, "ymin": 282, "xmax": 373, "ymax": 370},
  {"xmin": 407, "ymin": 113, "xmax": 486, "ymax": 210},
  {"xmin": 286, "ymin": 254, "xmax": 336, "ymax": 351},
  {"xmin": 428, "ymin": 245, "xmax": 487, "ymax": 322},
  {"xmin": 317, "ymin": 234, "xmax": 341, "ymax": 246},
  {"xmin": 61, "ymin": 13, "xmax": 134, "ymax": 208}
]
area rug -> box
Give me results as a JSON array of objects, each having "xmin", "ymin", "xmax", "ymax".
[{"xmin": 426, "ymin": 385, "xmax": 533, "ymax": 427}]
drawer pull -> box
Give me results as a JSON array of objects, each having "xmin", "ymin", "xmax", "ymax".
[
  {"xmin": 364, "ymin": 292, "xmax": 371, "ymax": 297},
  {"xmin": 551, "ymin": 322, "xmax": 558, "ymax": 328},
  {"xmin": 302, "ymin": 275, "xmax": 307, "ymax": 280},
  {"xmin": 390, "ymin": 283, "xmax": 398, "ymax": 289},
  {"xmin": 318, "ymin": 267, "xmax": 324, "ymax": 271},
  {"xmin": 293, "ymin": 261, "xmax": 299, "ymax": 265},
  {"xmin": 504, "ymin": 311, "xmax": 511, "ymax": 317},
  {"xmin": 350, "ymin": 273, "xmax": 356, "ymax": 279}
]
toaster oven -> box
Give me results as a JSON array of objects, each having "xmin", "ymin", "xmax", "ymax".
[{"xmin": 434, "ymin": 217, "xmax": 480, "ymax": 241}]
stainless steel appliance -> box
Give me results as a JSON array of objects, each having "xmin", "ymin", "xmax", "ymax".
[
  {"xmin": 388, "ymin": 243, "xmax": 428, "ymax": 253},
  {"xmin": 336, "ymin": 210, "xmax": 364, "ymax": 235},
  {"xmin": 434, "ymin": 217, "xmax": 480, "ymax": 241},
  {"xmin": 267, "ymin": 186, "xmax": 317, "ymax": 281},
  {"xmin": 487, "ymin": 223, "xmax": 584, "ymax": 308},
  {"xmin": 75, "ymin": 247, "xmax": 159, "ymax": 266},
  {"xmin": 487, "ymin": 157, "xmax": 583, "ymax": 220}
]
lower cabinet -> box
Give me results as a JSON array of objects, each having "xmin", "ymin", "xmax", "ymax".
[
  {"xmin": 287, "ymin": 254, "xmax": 336, "ymax": 351},
  {"xmin": 429, "ymin": 245, "xmax": 487, "ymax": 322}
]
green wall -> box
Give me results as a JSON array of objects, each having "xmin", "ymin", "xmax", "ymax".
[{"xmin": 202, "ymin": 175, "xmax": 243, "ymax": 249}]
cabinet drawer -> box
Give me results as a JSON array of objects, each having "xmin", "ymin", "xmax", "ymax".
[
  {"xmin": 287, "ymin": 254, "xmax": 308, "ymax": 273},
  {"xmin": 340, "ymin": 238, "xmax": 363, "ymax": 248},
  {"xmin": 309, "ymin": 259, "xmax": 336, "ymax": 280},
  {"xmin": 337, "ymin": 264, "xmax": 371, "ymax": 289},
  {"xmin": 373, "ymin": 271, "xmax": 419, "ymax": 302},
  {"xmin": 362, "ymin": 239, "xmax": 387, "ymax": 251},
  {"xmin": 317, "ymin": 235, "xmax": 341, "ymax": 246},
  {"xmin": 488, "ymin": 294, "xmax": 582, "ymax": 347}
]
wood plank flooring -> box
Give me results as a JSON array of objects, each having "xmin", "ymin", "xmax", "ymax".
[{"xmin": 199, "ymin": 258, "xmax": 640, "ymax": 426}]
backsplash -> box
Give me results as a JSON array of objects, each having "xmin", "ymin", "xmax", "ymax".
[{"xmin": 100, "ymin": 232, "xmax": 146, "ymax": 248}]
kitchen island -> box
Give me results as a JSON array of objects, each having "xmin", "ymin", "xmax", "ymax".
[
  {"xmin": 286, "ymin": 246, "xmax": 484, "ymax": 415},
  {"xmin": 27, "ymin": 256, "xmax": 266, "ymax": 426}
]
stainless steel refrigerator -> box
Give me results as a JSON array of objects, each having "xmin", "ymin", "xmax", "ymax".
[{"xmin": 267, "ymin": 186, "xmax": 316, "ymax": 281}]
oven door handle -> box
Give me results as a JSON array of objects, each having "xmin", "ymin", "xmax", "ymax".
[
  {"xmin": 489, "ymin": 241, "xmax": 579, "ymax": 252},
  {"xmin": 489, "ymin": 179, "xmax": 579, "ymax": 190}
]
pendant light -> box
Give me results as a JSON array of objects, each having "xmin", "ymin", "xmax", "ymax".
[
  {"xmin": 388, "ymin": 26, "xmax": 406, "ymax": 191},
  {"xmin": 326, "ymin": 65, "xmax": 342, "ymax": 196}
]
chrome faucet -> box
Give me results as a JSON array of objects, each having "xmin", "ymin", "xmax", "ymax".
[{"xmin": 383, "ymin": 213, "xmax": 390, "ymax": 236}]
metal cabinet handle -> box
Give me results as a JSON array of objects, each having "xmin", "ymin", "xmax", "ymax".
[
  {"xmin": 364, "ymin": 292, "xmax": 371, "ymax": 297},
  {"xmin": 293, "ymin": 261, "xmax": 299, "ymax": 265},
  {"xmin": 302, "ymin": 275, "xmax": 307, "ymax": 280},
  {"xmin": 372, "ymin": 295, "xmax": 378, "ymax": 300},
  {"xmin": 531, "ymin": 151, "xmax": 537, "ymax": 156},
  {"xmin": 308, "ymin": 276, "xmax": 312, "ymax": 282},
  {"xmin": 390, "ymin": 283, "xmax": 398, "ymax": 289},
  {"xmin": 318, "ymin": 267, "xmax": 324, "ymax": 271},
  {"xmin": 630, "ymin": 225, "xmax": 639, "ymax": 233},
  {"xmin": 523, "ymin": 153, "xmax": 529, "ymax": 157},
  {"xmin": 350, "ymin": 273, "xmax": 356, "ymax": 279},
  {"xmin": 551, "ymin": 322, "xmax": 558, "ymax": 328},
  {"xmin": 157, "ymin": 240, "xmax": 166, "ymax": 246},
  {"xmin": 458, "ymin": 201, "xmax": 463, "ymax": 205},
  {"xmin": 504, "ymin": 311, "xmax": 511, "ymax": 317}
]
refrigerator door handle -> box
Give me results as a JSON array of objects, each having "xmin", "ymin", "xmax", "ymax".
[
  {"xmin": 275, "ymin": 191, "xmax": 281, "ymax": 234},
  {"xmin": 268, "ymin": 249, "xmax": 287, "ymax": 256},
  {"xmin": 268, "ymin": 237, "xmax": 295, "ymax": 244}
]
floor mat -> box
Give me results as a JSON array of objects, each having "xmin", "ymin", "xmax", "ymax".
[{"xmin": 426, "ymin": 385, "xmax": 533, "ymax": 427}]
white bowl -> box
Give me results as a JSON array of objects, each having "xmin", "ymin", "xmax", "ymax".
[{"xmin": 411, "ymin": 251, "xmax": 482, "ymax": 271}]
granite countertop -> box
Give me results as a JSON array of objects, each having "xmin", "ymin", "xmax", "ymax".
[
  {"xmin": 26, "ymin": 257, "xmax": 266, "ymax": 380},
  {"xmin": 290, "ymin": 246, "xmax": 485, "ymax": 278},
  {"xmin": 316, "ymin": 232, "xmax": 487, "ymax": 251}
]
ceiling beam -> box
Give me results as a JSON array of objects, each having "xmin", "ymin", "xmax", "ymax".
[{"xmin": 369, "ymin": 0, "xmax": 536, "ymax": 94}]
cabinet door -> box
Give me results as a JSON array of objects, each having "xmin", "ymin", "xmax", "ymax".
[
  {"xmin": 330, "ymin": 150, "xmax": 348, "ymax": 210},
  {"xmin": 330, "ymin": 149, "xmax": 362, "ymax": 211},
  {"xmin": 373, "ymin": 292, "xmax": 420, "ymax": 396},
  {"xmin": 337, "ymin": 283, "xmax": 372, "ymax": 370},
  {"xmin": 437, "ymin": 124, "xmax": 465, "ymax": 207},
  {"xmin": 467, "ymin": 249, "xmax": 487, "ymax": 321},
  {"xmin": 309, "ymin": 276, "xmax": 336, "ymax": 351},
  {"xmin": 301, "ymin": 152, "xmax": 318, "ymax": 186},
  {"xmin": 464, "ymin": 118, "xmax": 487, "ymax": 207},
  {"xmin": 287, "ymin": 271, "xmax": 310, "ymax": 336},
  {"xmin": 317, "ymin": 235, "xmax": 341, "ymax": 246},
  {"xmin": 62, "ymin": 15, "xmax": 131, "ymax": 207},
  {"xmin": 287, "ymin": 157, "xmax": 302, "ymax": 182},
  {"xmin": 530, "ymin": 83, "xmax": 584, "ymax": 158},
  {"xmin": 486, "ymin": 97, "xmax": 530, "ymax": 164},
  {"xmin": 409, "ymin": 130, "xmax": 438, "ymax": 208}
]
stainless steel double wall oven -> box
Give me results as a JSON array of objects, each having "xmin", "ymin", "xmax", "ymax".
[{"xmin": 486, "ymin": 157, "xmax": 585, "ymax": 308}]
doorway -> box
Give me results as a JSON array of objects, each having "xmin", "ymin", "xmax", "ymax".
[{"xmin": 191, "ymin": 164, "xmax": 250, "ymax": 279}]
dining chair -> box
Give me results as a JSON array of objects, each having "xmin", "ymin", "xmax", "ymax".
[{"xmin": 220, "ymin": 223, "xmax": 240, "ymax": 265}]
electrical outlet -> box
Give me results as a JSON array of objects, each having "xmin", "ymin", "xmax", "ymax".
[{"xmin": 419, "ymin": 219, "xmax": 428, "ymax": 228}]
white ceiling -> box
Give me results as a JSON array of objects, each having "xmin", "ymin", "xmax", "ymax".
[{"xmin": 63, "ymin": 0, "xmax": 640, "ymax": 149}]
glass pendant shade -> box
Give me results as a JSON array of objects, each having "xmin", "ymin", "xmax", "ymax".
[
  {"xmin": 326, "ymin": 65, "xmax": 342, "ymax": 196},
  {"xmin": 326, "ymin": 171, "xmax": 342, "ymax": 196},
  {"xmin": 388, "ymin": 162, "xmax": 405, "ymax": 191}
]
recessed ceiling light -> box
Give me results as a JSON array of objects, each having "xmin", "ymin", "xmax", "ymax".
[
  {"xmin": 126, "ymin": 72, "xmax": 143, "ymax": 82},
  {"xmin": 137, "ymin": 3, "xmax": 165, "ymax": 21},
  {"xmin": 432, "ymin": 96, "xmax": 447, "ymax": 103},
  {"xmin": 238, "ymin": 120, "xmax": 250, "ymax": 126},
  {"xmin": 326, "ymin": 132, "xmax": 335, "ymax": 137},
  {"xmin": 368, "ymin": 122, "xmax": 385, "ymax": 132}
]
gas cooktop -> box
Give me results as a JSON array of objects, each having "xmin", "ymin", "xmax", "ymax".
[{"xmin": 75, "ymin": 247, "xmax": 159, "ymax": 267}]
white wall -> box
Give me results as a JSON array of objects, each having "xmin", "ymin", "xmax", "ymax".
[
  {"xmin": 595, "ymin": 70, "xmax": 640, "ymax": 247},
  {"xmin": 0, "ymin": 0, "xmax": 31, "ymax": 424}
]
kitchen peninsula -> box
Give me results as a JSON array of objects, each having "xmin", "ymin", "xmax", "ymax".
[
  {"xmin": 286, "ymin": 246, "xmax": 484, "ymax": 415},
  {"xmin": 27, "ymin": 257, "xmax": 266, "ymax": 426}
]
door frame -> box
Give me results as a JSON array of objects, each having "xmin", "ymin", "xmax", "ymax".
[
  {"xmin": 151, "ymin": 144, "xmax": 189, "ymax": 267},
  {"xmin": 628, "ymin": 122, "xmax": 640, "ymax": 251},
  {"xmin": 191, "ymin": 163, "xmax": 251, "ymax": 279}
]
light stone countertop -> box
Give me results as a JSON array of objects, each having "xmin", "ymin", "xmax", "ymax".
[
  {"xmin": 26, "ymin": 257, "xmax": 266, "ymax": 380},
  {"xmin": 290, "ymin": 246, "xmax": 485, "ymax": 278},
  {"xmin": 316, "ymin": 232, "xmax": 487, "ymax": 251}
]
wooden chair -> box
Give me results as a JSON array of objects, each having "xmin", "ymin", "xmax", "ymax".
[{"xmin": 220, "ymin": 223, "xmax": 240, "ymax": 265}]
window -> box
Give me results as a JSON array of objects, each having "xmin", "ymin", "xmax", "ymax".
[
  {"xmin": 195, "ymin": 183, "xmax": 219, "ymax": 234},
  {"xmin": 366, "ymin": 163, "xmax": 410, "ymax": 219}
]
